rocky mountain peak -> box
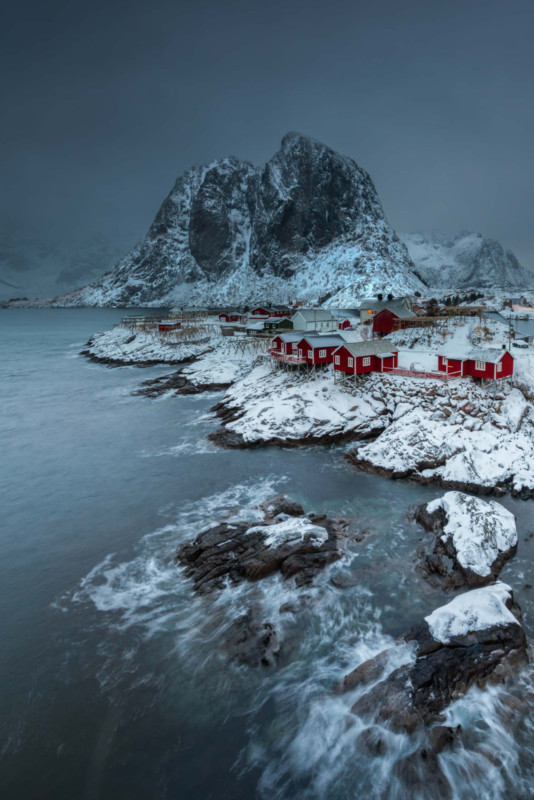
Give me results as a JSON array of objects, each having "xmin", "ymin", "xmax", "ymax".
[{"xmin": 51, "ymin": 133, "xmax": 424, "ymax": 307}]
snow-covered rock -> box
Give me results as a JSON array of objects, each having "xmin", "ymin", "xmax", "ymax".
[
  {"xmin": 343, "ymin": 582, "xmax": 527, "ymax": 734},
  {"xmin": 349, "ymin": 380, "xmax": 534, "ymax": 496},
  {"xmin": 401, "ymin": 230, "xmax": 534, "ymax": 290},
  {"xmin": 210, "ymin": 362, "xmax": 388, "ymax": 447},
  {"xmin": 47, "ymin": 133, "xmax": 424, "ymax": 308},
  {"xmin": 176, "ymin": 496, "xmax": 348, "ymax": 595},
  {"xmin": 424, "ymin": 582, "xmax": 520, "ymax": 642},
  {"xmin": 83, "ymin": 325, "xmax": 210, "ymax": 365},
  {"xmin": 415, "ymin": 491, "xmax": 517, "ymax": 588}
]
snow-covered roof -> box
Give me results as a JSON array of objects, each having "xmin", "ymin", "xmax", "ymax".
[
  {"xmin": 358, "ymin": 298, "xmax": 410, "ymax": 312},
  {"xmin": 376, "ymin": 305, "xmax": 417, "ymax": 319},
  {"xmin": 466, "ymin": 348, "xmax": 509, "ymax": 364},
  {"xmin": 299, "ymin": 333, "xmax": 345, "ymax": 347},
  {"xmin": 330, "ymin": 308, "xmax": 359, "ymax": 320},
  {"xmin": 334, "ymin": 339, "xmax": 396, "ymax": 357},
  {"xmin": 439, "ymin": 347, "xmax": 508, "ymax": 364},
  {"xmin": 292, "ymin": 309, "xmax": 337, "ymax": 321},
  {"xmin": 273, "ymin": 331, "xmax": 307, "ymax": 342},
  {"xmin": 246, "ymin": 322, "xmax": 265, "ymax": 331},
  {"xmin": 264, "ymin": 316, "xmax": 291, "ymax": 325}
]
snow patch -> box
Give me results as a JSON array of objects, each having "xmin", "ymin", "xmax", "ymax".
[
  {"xmin": 426, "ymin": 491, "xmax": 517, "ymax": 577},
  {"xmin": 247, "ymin": 517, "xmax": 329, "ymax": 548},
  {"xmin": 425, "ymin": 582, "xmax": 519, "ymax": 643}
]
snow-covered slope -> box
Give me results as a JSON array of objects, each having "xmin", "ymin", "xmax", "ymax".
[
  {"xmin": 52, "ymin": 133, "xmax": 424, "ymax": 308},
  {"xmin": 401, "ymin": 230, "xmax": 533, "ymax": 291}
]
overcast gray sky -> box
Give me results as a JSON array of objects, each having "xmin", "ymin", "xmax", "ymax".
[{"xmin": 2, "ymin": 0, "xmax": 533, "ymax": 263}]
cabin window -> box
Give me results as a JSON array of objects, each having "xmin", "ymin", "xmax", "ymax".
[
  {"xmin": 348, "ymin": 357, "xmax": 354, "ymax": 367},
  {"xmin": 334, "ymin": 355, "xmax": 340, "ymax": 365},
  {"xmin": 363, "ymin": 357, "xmax": 371, "ymax": 366},
  {"xmin": 442, "ymin": 357, "xmax": 448, "ymax": 366},
  {"xmin": 298, "ymin": 348, "xmax": 303, "ymax": 357},
  {"xmin": 308, "ymin": 350, "xmax": 312, "ymax": 359},
  {"xmin": 497, "ymin": 362, "xmax": 502, "ymax": 372},
  {"xmin": 319, "ymin": 349, "xmax": 326, "ymax": 358},
  {"xmin": 475, "ymin": 361, "xmax": 486, "ymax": 371}
]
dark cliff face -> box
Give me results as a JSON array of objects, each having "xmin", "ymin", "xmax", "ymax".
[
  {"xmin": 188, "ymin": 158, "xmax": 258, "ymax": 280},
  {"xmin": 250, "ymin": 132, "xmax": 386, "ymax": 278}
]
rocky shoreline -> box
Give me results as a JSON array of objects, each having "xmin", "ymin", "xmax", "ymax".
[{"xmin": 134, "ymin": 370, "xmax": 232, "ymax": 397}]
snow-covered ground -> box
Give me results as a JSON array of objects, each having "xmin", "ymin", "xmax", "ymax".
[
  {"xmin": 84, "ymin": 325, "xmax": 212, "ymax": 364},
  {"xmin": 214, "ymin": 361, "xmax": 388, "ymax": 444},
  {"xmin": 180, "ymin": 337, "xmax": 263, "ymax": 387},
  {"xmin": 425, "ymin": 491, "xmax": 517, "ymax": 577}
]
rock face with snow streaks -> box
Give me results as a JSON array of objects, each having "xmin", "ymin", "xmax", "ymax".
[
  {"xmin": 54, "ymin": 133, "xmax": 424, "ymax": 307},
  {"xmin": 401, "ymin": 230, "xmax": 533, "ymax": 290},
  {"xmin": 414, "ymin": 491, "xmax": 518, "ymax": 589},
  {"xmin": 343, "ymin": 583, "xmax": 528, "ymax": 734},
  {"xmin": 176, "ymin": 496, "xmax": 348, "ymax": 594}
]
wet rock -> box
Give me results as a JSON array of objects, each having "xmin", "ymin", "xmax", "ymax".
[
  {"xmin": 176, "ymin": 497, "xmax": 349, "ymax": 594},
  {"xmin": 357, "ymin": 726, "xmax": 387, "ymax": 757},
  {"xmin": 414, "ymin": 491, "xmax": 518, "ymax": 590},
  {"xmin": 427, "ymin": 724, "xmax": 461, "ymax": 754},
  {"xmin": 260, "ymin": 494, "xmax": 304, "ymax": 520},
  {"xmin": 221, "ymin": 611, "xmax": 280, "ymax": 667},
  {"xmin": 133, "ymin": 370, "xmax": 231, "ymax": 397},
  {"xmin": 343, "ymin": 583, "xmax": 528, "ymax": 733},
  {"xmin": 392, "ymin": 746, "xmax": 452, "ymax": 799}
]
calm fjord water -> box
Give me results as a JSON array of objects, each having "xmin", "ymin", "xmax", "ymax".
[{"xmin": 1, "ymin": 310, "xmax": 534, "ymax": 800}]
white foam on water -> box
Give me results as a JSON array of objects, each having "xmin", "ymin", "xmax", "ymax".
[
  {"xmin": 58, "ymin": 474, "xmax": 534, "ymax": 800},
  {"xmin": 139, "ymin": 438, "xmax": 220, "ymax": 458}
]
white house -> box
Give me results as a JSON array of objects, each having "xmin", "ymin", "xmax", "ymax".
[{"xmin": 291, "ymin": 309, "xmax": 339, "ymax": 332}]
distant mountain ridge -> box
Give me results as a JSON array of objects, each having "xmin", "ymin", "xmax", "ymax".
[
  {"xmin": 0, "ymin": 232, "xmax": 121, "ymax": 301},
  {"xmin": 401, "ymin": 231, "xmax": 533, "ymax": 291},
  {"xmin": 54, "ymin": 133, "xmax": 425, "ymax": 307}
]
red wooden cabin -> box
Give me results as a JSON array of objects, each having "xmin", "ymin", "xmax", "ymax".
[
  {"xmin": 438, "ymin": 349, "xmax": 514, "ymax": 379},
  {"xmin": 372, "ymin": 306, "xmax": 417, "ymax": 335},
  {"xmin": 269, "ymin": 332, "xmax": 306, "ymax": 362},
  {"xmin": 294, "ymin": 334, "xmax": 345, "ymax": 365},
  {"xmin": 251, "ymin": 306, "xmax": 291, "ymax": 318},
  {"xmin": 158, "ymin": 320, "xmax": 182, "ymax": 332},
  {"xmin": 333, "ymin": 341, "xmax": 398, "ymax": 375},
  {"xmin": 219, "ymin": 312, "xmax": 243, "ymax": 323}
]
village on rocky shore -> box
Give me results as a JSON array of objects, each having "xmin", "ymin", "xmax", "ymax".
[{"xmin": 82, "ymin": 295, "xmax": 534, "ymax": 787}]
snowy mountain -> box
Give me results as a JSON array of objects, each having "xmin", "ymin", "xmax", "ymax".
[
  {"xmin": 54, "ymin": 133, "xmax": 425, "ymax": 307},
  {"xmin": 0, "ymin": 231, "xmax": 121, "ymax": 301},
  {"xmin": 401, "ymin": 231, "xmax": 533, "ymax": 291}
]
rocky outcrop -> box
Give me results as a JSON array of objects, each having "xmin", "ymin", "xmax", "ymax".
[
  {"xmin": 175, "ymin": 496, "xmax": 353, "ymax": 668},
  {"xmin": 342, "ymin": 583, "xmax": 528, "ymax": 734},
  {"xmin": 134, "ymin": 370, "xmax": 232, "ymax": 396},
  {"xmin": 81, "ymin": 327, "xmax": 210, "ymax": 366},
  {"xmin": 176, "ymin": 498, "xmax": 349, "ymax": 594},
  {"xmin": 414, "ymin": 491, "xmax": 518, "ymax": 590},
  {"xmin": 52, "ymin": 133, "xmax": 424, "ymax": 307}
]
